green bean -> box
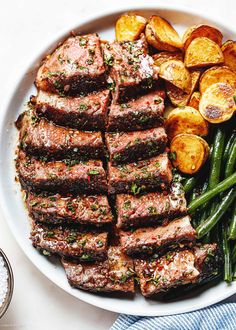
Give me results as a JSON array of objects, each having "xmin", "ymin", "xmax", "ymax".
[
  {"xmin": 222, "ymin": 224, "xmax": 232, "ymax": 282},
  {"xmin": 225, "ymin": 138, "xmax": 236, "ymax": 179},
  {"xmin": 209, "ymin": 128, "xmax": 225, "ymax": 189},
  {"xmin": 196, "ymin": 188, "xmax": 236, "ymax": 238},
  {"xmin": 183, "ymin": 177, "xmax": 198, "ymax": 194},
  {"xmin": 222, "ymin": 132, "xmax": 236, "ymax": 165},
  {"xmin": 229, "ymin": 202, "xmax": 236, "ymax": 240},
  {"xmin": 232, "ymin": 245, "xmax": 236, "ymax": 264},
  {"xmin": 188, "ymin": 172, "xmax": 236, "ymax": 213}
]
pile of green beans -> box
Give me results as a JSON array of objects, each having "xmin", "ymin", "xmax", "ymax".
[{"xmin": 183, "ymin": 128, "xmax": 236, "ymax": 283}]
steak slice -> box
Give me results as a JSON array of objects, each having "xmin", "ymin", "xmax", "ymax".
[
  {"xmin": 120, "ymin": 216, "xmax": 196, "ymax": 257},
  {"xmin": 35, "ymin": 34, "xmax": 107, "ymax": 96},
  {"xmin": 103, "ymin": 35, "xmax": 158, "ymax": 103},
  {"xmin": 31, "ymin": 222, "xmax": 108, "ymax": 261},
  {"xmin": 116, "ymin": 183, "xmax": 187, "ymax": 230},
  {"xmin": 16, "ymin": 110, "xmax": 104, "ymax": 160},
  {"xmin": 27, "ymin": 193, "xmax": 113, "ymax": 226},
  {"xmin": 61, "ymin": 246, "xmax": 135, "ymax": 293},
  {"xmin": 135, "ymin": 243, "xmax": 221, "ymax": 297},
  {"xmin": 16, "ymin": 150, "xmax": 107, "ymax": 194},
  {"xmin": 105, "ymin": 127, "xmax": 167, "ymax": 165},
  {"xmin": 108, "ymin": 153, "xmax": 172, "ymax": 195},
  {"xmin": 107, "ymin": 89, "xmax": 165, "ymax": 132},
  {"xmin": 33, "ymin": 89, "xmax": 110, "ymax": 131}
]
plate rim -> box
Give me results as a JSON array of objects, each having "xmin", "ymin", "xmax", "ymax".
[{"xmin": 0, "ymin": 2, "xmax": 235, "ymax": 316}]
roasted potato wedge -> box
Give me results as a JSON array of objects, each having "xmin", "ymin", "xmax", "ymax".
[
  {"xmin": 200, "ymin": 66, "xmax": 236, "ymax": 94},
  {"xmin": 166, "ymin": 69, "xmax": 201, "ymax": 107},
  {"xmin": 188, "ymin": 91, "xmax": 201, "ymax": 110},
  {"xmin": 170, "ymin": 133, "xmax": 210, "ymax": 174},
  {"xmin": 145, "ymin": 24, "xmax": 161, "ymax": 49},
  {"xmin": 159, "ymin": 60, "xmax": 191, "ymax": 93},
  {"xmin": 165, "ymin": 106, "xmax": 209, "ymax": 141},
  {"xmin": 153, "ymin": 51, "xmax": 183, "ymax": 67},
  {"xmin": 199, "ymin": 82, "xmax": 236, "ymax": 123},
  {"xmin": 184, "ymin": 37, "xmax": 224, "ymax": 69},
  {"xmin": 182, "ymin": 24, "xmax": 223, "ymax": 51},
  {"xmin": 115, "ymin": 14, "xmax": 147, "ymax": 42},
  {"xmin": 148, "ymin": 16, "xmax": 182, "ymax": 51},
  {"xmin": 222, "ymin": 40, "xmax": 236, "ymax": 72}
]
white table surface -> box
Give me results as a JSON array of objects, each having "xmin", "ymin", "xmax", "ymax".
[{"xmin": 0, "ymin": 0, "xmax": 235, "ymax": 329}]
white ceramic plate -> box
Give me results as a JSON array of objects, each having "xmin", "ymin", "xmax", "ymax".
[{"xmin": 0, "ymin": 3, "xmax": 235, "ymax": 316}]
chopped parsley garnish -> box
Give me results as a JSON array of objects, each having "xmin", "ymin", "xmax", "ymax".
[
  {"xmin": 79, "ymin": 38, "xmax": 87, "ymax": 46},
  {"xmin": 131, "ymin": 183, "xmax": 141, "ymax": 195},
  {"xmin": 66, "ymin": 232, "xmax": 77, "ymax": 243},
  {"xmin": 79, "ymin": 103, "xmax": 88, "ymax": 111},
  {"xmin": 97, "ymin": 240, "xmax": 104, "ymax": 248},
  {"xmin": 88, "ymin": 169, "xmax": 100, "ymax": 175},
  {"xmin": 104, "ymin": 54, "xmax": 114, "ymax": 66},
  {"xmin": 80, "ymin": 253, "xmax": 93, "ymax": 261},
  {"xmin": 123, "ymin": 200, "xmax": 131, "ymax": 210},
  {"xmin": 148, "ymin": 206, "xmax": 157, "ymax": 214},
  {"xmin": 168, "ymin": 151, "xmax": 177, "ymax": 160},
  {"xmin": 120, "ymin": 103, "xmax": 131, "ymax": 109}
]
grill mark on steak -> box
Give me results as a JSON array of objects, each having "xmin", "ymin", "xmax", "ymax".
[
  {"xmin": 16, "ymin": 150, "xmax": 107, "ymax": 194},
  {"xmin": 134, "ymin": 243, "xmax": 222, "ymax": 297},
  {"xmin": 108, "ymin": 153, "xmax": 172, "ymax": 195},
  {"xmin": 16, "ymin": 110, "xmax": 105, "ymax": 160},
  {"xmin": 61, "ymin": 246, "xmax": 135, "ymax": 293},
  {"xmin": 35, "ymin": 34, "xmax": 107, "ymax": 96},
  {"xmin": 116, "ymin": 183, "xmax": 187, "ymax": 230},
  {"xmin": 103, "ymin": 34, "xmax": 158, "ymax": 103},
  {"xmin": 33, "ymin": 89, "xmax": 110, "ymax": 131},
  {"xmin": 30, "ymin": 222, "xmax": 108, "ymax": 261},
  {"xmin": 107, "ymin": 90, "xmax": 165, "ymax": 132},
  {"xmin": 120, "ymin": 216, "xmax": 196, "ymax": 257},
  {"xmin": 105, "ymin": 127, "xmax": 167, "ymax": 165},
  {"xmin": 27, "ymin": 193, "xmax": 113, "ymax": 226}
]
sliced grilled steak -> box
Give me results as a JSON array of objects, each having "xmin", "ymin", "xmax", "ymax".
[
  {"xmin": 103, "ymin": 35, "xmax": 158, "ymax": 103},
  {"xmin": 27, "ymin": 193, "xmax": 113, "ymax": 226},
  {"xmin": 61, "ymin": 246, "xmax": 135, "ymax": 293},
  {"xmin": 33, "ymin": 89, "xmax": 110, "ymax": 131},
  {"xmin": 16, "ymin": 110, "xmax": 104, "ymax": 160},
  {"xmin": 116, "ymin": 183, "xmax": 187, "ymax": 230},
  {"xmin": 120, "ymin": 216, "xmax": 196, "ymax": 257},
  {"xmin": 16, "ymin": 150, "xmax": 107, "ymax": 194},
  {"xmin": 135, "ymin": 243, "xmax": 221, "ymax": 297},
  {"xmin": 35, "ymin": 34, "xmax": 106, "ymax": 96},
  {"xmin": 107, "ymin": 89, "xmax": 165, "ymax": 132},
  {"xmin": 108, "ymin": 153, "xmax": 172, "ymax": 195},
  {"xmin": 31, "ymin": 222, "xmax": 108, "ymax": 261},
  {"xmin": 105, "ymin": 127, "xmax": 167, "ymax": 165}
]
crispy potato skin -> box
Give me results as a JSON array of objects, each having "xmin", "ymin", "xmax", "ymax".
[
  {"xmin": 171, "ymin": 133, "xmax": 210, "ymax": 174},
  {"xmin": 116, "ymin": 14, "xmax": 147, "ymax": 42},
  {"xmin": 222, "ymin": 40, "xmax": 236, "ymax": 72},
  {"xmin": 159, "ymin": 60, "xmax": 191, "ymax": 93},
  {"xmin": 166, "ymin": 69, "xmax": 201, "ymax": 107},
  {"xmin": 182, "ymin": 24, "xmax": 223, "ymax": 51},
  {"xmin": 199, "ymin": 82, "xmax": 236, "ymax": 123},
  {"xmin": 184, "ymin": 37, "xmax": 224, "ymax": 69},
  {"xmin": 199, "ymin": 66, "xmax": 236, "ymax": 94},
  {"xmin": 165, "ymin": 106, "xmax": 209, "ymax": 141},
  {"xmin": 153, "ymin": 52, "xmax": 183, "ymax": 67},
  {"xmin": 147, "ymin": 16, "xmax": 182, "ymax": 51},
  {"xmin": 188, "ymin": 91, "xmax": 201, "ymax": 110}
]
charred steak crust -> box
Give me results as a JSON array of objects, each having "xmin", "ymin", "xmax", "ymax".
[
  {"xmin": 107, "ymin": 90, "xmax": 165, "ymax": 132},
  {"xmin": 105, "ymin": 127, "xmax": 167, "ymax": 165},
  {"xmin": 108, "ymin": 153, "xmax": 172, "ymax": 195},
  {"xmin": 33, "ymin": 89, "xmax": 110, "ymax": 131},
  {"xmin": 61, "ymin": 246, "xmax": 135, "ymax": 293},
  {"xmin": 16, "ymin": 150, "xmax": 107, "ymax": 194},
  {"xmin": 103, "ymin": 35, "xmax": 158, "ymax": 103},
  {"xmin": 30, "ymin": 222, "xmax": 108, "ymax": 261},
  {"xmin": 17, "ymin": 110, "xmax": 105, "ymax": 160},
  {"xmin": 116, "ymin": 183, "xmax": 187, "ymax": 230},
  {"xmin": 120, "ymin": 216, "xmax": 196, "ymax": 257},
  {"xmin": 27, "ymin": 193, "xmax": 113, "ymax": 226},
  {"xmin": 35, "ymin": 34, "xmax": 107, "ymax": 96}
]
